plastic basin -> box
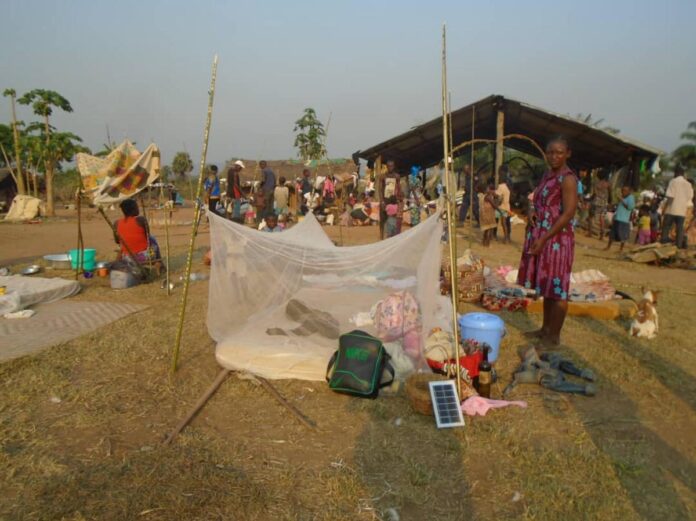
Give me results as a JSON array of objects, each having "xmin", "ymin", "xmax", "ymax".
[
  {"xmin": 69, "ymin": 248, "xmax": 97, "ymax": 271},
  {"xmin": 458, "ymin": 312, "xmax": 506, "ymax": 362}
]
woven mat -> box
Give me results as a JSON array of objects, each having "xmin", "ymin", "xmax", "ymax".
[{"xmin": 0, "ymin": 300, "xmax": 147, "ymax": 362}]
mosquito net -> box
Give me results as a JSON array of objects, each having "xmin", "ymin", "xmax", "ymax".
[{"xmin": 208, "ymin": 211, "xmax": 450, "ymax": 381}]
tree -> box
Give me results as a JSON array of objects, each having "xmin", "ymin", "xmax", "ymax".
[
  {"xmin": 17, "ymin": 89, "xmax": 75, "ymax": 216},
  {"xmin": 171, "ymin": 151, "xmax": 193, "ymax": 178},
  {"xmin": 293, "ymin": 108, "xmax": 326, "ymax": 161},
  {"xmin": 672, "ymin": 121, "xmax": 696, "ymax": 171},
  {"xmin": 0, "ymin": 124, "xmax": 13, "ymax": 166},
  {"xmin": 574, "ymin": 113, "xmax": 620, "ymax": 135},
  {"xmin": 3, "ymin": 88, "xmax": 26, "ymax": 194},
  {"xmin": 160, "ymin": 165, "xmax": 172, "ymax": 183}
]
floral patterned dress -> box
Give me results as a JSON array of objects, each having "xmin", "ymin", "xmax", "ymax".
[{"xmin": 518, "ymin": 167, "xmax": 577, "ymax": 301}]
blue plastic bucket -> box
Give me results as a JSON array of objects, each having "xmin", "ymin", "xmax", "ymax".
[
  {"xmin": 69, "ymin": 248, "xmax": 96, "ymax": 271},
  {"xmin": 458, "ymin": 312, "xmax": 506, "ymax": 362}
]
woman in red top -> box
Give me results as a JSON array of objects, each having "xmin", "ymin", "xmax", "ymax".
[{"xmin": 114, "ymin": 199, "xmax": 160, "ymax": 263}]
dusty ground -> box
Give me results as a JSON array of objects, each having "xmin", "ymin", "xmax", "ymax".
[{"xmin": 1, "ymin": 207, "xmax": 695, "ymax": 520}]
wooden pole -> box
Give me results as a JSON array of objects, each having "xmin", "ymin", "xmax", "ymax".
[
  {"xmin": 441, "ymin": 24, "xmax": 462, "ymax": 398},
  {"xmin": 159, "ymin": 183, "xmax": 172, "ymax": 295},
  {"xmin": 75, "ymin": 188, "xmax": 84, "ymax": 280},
  {"xmin": 171, "ymin": 54, "xmax": 219, "ymax": 375},
  {"xmin": 257, "ymin": 377, "xmax": 316, "ymax": 429},
  {"xmin": 163, "ymin": 368, "xmax": 230, "ymax": 445},
  {"xmin": 494, "ymin": 109, "xmax": 505, "ymax": 186}
]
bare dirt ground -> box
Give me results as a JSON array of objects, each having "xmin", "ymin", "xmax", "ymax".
[{"xmin": 1, "ymin": 207, "xmax": 695, "ymax": 520}]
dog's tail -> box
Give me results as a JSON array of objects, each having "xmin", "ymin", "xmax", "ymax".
[{"xmin": 615, "ymin": 290, "xmax": 635, "ymax": 302}]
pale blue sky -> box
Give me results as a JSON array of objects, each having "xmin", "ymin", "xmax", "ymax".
[{"xmin": 2, "ymin": 0, "xmax": 694, "ymax": 166}]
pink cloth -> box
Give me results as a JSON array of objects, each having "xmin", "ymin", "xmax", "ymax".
[
  {"xmin": 386, "ymin": 203, "xmax": 399, "ymax": 217},
  {"xmin": 461, "ymin": 396, "xmax": 528, "ymax": 416}
]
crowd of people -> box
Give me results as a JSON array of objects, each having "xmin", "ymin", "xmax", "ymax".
[{"xmin": 195, "ymin": 156, "xmax": 696, "ymax": 250}]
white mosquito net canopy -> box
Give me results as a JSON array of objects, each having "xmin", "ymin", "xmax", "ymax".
[{"xmin": 208, "ymin": 211, "xmax": 450, "ymax": 381}]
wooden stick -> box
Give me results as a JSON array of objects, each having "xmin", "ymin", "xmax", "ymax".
[
  {"xmin": 163, "ymin": 368, "xmax": 230, "ymax": 445},
  {"xmin": 171, "ymin": 54, "xmax": 219, "ymax": 375},
  {"xmin": 75, "ymin": 188, "xmax": 84, "ymax": 280},
  {"xmin": 257, "ymin": 376, "xmax": 316, "ymax": 430},
  {"xmin": 452, "ymin": 134, "xmax": 547, "ymax": 164}
]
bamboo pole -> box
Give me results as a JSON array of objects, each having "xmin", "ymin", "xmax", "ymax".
[
  {"xmin": 171, "ymin": 54, "xmax": 219, "ymax": 375},
  {"xmin": 469, "ymin": 105, "xmax": 475, "ymax": 248},
  {"xmin": 441, "ymin": 25, "xmax": 462, "ymax": 398}
]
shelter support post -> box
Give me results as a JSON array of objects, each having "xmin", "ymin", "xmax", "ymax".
[{"xmin": 494, "ymin": 109, "xmax": 504, "ymax": 186}]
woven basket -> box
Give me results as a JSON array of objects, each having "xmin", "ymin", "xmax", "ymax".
[
  {"xmin": 406, "ymin": 373, "xmax": 449, "ymax": 416},
  {"xmin": 441, "ymin": 248, "xmax": 485, "ymax": 303},
  {"xmin": 458, "ymin": 262, "xmax": 485, "ymax": 303}
]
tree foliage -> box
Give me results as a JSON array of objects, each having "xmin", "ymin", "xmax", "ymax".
[
  {"xmin": 16, "ymin": 89, "xmax": 80, "ymax": 215},
  {"xmin": 672, "ymin": 121, "xmax": 696, "ymax": 171},
  {"xmin": 17, "ymin": 89, "xmax": 73, "ymax": 119},
  {"xmin": 293, "ymin": 108, "xmax": 326, "ymax": 161},
  {"xmin": 0, "ymin": 124, "xmax": 12, "ymax": 166},
  {"xmin": 171, "ymin": 151, "xmax": 193, "ymax": 177}
]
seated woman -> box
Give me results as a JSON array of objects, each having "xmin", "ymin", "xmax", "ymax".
[{"xmin": 114, "ymin": 199, "xmax": 161, "ymax": 269}]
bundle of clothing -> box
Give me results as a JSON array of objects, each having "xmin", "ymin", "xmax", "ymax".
[{"xmin": 482, "ymin": 266, "xmax": 617, "ymax": 311}]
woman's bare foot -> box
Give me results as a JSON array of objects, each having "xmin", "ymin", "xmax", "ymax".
[
  {"xmin": 523, "ymin": 328, "xmax": 547, "ymax": 339},
  {"xmin": 533, "ymin": 334, "xmax": 561, "ymax": 352}
]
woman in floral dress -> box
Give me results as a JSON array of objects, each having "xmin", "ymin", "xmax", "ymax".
[{"xmin": 518, "ymin": 137, "xmax": 578, "ymax": 346}]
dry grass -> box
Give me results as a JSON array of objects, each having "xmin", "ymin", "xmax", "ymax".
[{"xmin": 1, "ymin": 221, "xmax": 695, "ymax": 520}]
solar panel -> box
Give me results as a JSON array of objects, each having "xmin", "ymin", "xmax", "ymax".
[{"xmin": 428, "ymin": 380, "xmax": 465, "ymax": 428}]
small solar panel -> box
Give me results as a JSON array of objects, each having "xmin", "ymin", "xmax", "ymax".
[{"xmin": 428, "ymin": 380, "xmax": 465, "ymax": 428}]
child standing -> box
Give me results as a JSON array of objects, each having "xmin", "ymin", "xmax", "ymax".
[
  {"xmin": 479, "ymin": 183, "xmax": 498, "ymax": 247},
  {"xmin": 606, "ymin": 185, "xmax": 635, "ymax": 252},
  {"xmin": 385, "ymin": 196, "xmax": 399, "ymax": 238},
  {"xmin": 636, "ymin": 205, "xmax": 652, "ymax": 245},
  {"xmin": 274, "ymin": 176, "xmax": 290, "ymax": 216},
  {"xmin": 649, "ymin": 199, "xmax": 661, "ymax": 243}
]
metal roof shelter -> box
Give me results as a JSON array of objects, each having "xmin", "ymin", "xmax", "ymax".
[{"xmin": 355, "ymin": 94, "xmax": 662, "ymax": 172}]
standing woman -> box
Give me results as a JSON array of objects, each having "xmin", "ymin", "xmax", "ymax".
[{"xmin": 518, "ymin": 137, "xmax": 578, "ymax": 346}]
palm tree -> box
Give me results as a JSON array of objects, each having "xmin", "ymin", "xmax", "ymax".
[
  {"xmin": 672, "ymin": 121, "xmax": 696, "ymax": 170},
  {"xmin": 17, "ymin": 89, "xmax": 74, "ymax": 215},
  {"xmin": 574, "ymin": 113, "xmax": 620, "ymax": 135}
]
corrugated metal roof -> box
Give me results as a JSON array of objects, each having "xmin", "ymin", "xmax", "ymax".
[{"xmin": 355, "ymin": 94, "xmax": 662, "ymax": 171}]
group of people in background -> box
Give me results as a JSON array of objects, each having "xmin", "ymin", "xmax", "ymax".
[
  {"xmin": 579, "ymin": 165, "xmax": 695, "ymax": 252},
  {"xmin": 457, "ymin": 160, "xmax": 695, "ymax": 252},
  {"xmin": 200, "ymin": 155, "xmax": 695, "ymax": 252}
]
